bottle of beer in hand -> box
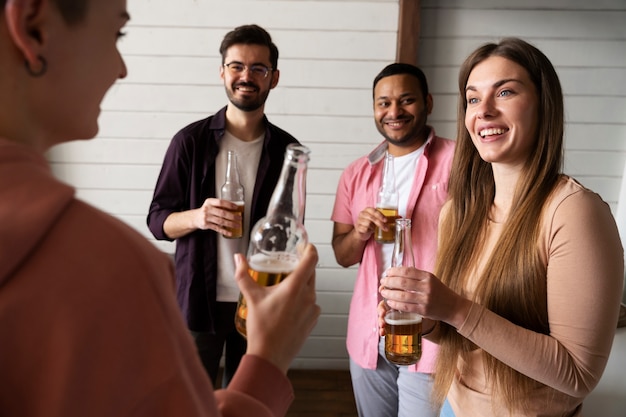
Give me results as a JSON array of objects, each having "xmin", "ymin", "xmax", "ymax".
[
  {"xmin": 384, "ymin": 218, "xmax": 423, "ymax": 365},
  {"xmin": 234, "ymin": 144, "xmax": 310, "ymax": 338},
  {"xmin": 375, "ymin": 152, "xmax": 399, "ymax": 243},
  {"xmin": 221, "ymin": 150, "xmax": 245, "ymax": 239}
]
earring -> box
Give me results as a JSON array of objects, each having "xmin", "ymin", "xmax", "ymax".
[{"xmin": 25, "ymin": 55, "xmax": 47, "ymax": 77}]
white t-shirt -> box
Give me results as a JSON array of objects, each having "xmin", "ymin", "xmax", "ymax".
[{"xmin": 215, "ymin": 130, "xmax": 264, "ymax": 302}]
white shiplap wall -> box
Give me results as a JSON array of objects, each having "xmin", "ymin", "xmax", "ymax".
[
  {"xmin": 47, "ymin": 0, "xmax": 398, "ymax": 370},
  {"xmin": 47, "ymin": 0, "xmax": 626, "ymax": 369},
  {"xmin": 419, "ymin": 0, "xmax": 626, "ymax": 213}
]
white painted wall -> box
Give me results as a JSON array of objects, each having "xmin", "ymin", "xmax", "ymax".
[
  {"xmin": 47, "ymin": 0, "xmax": 625, "ymax": 369},
  {"xmin": 420, "ymin": 0, "xmax": 626, "ymax": 212},
  {"xmin": 48, "ymin": 0, "xmax": 398, "ymax": 370}
]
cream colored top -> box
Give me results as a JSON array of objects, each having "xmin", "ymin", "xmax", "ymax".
[
  {"xmin": 445, "ymin": 176, "xmax": 624, "ymax": 416},
  {"xmin": 215, "ymin": 131, "xmax": 264, "ymax": 301}
]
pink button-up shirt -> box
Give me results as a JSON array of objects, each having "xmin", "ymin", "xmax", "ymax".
[{"xmin": 331, "ymin": 129, "xmax": 455, "ymax": 372}]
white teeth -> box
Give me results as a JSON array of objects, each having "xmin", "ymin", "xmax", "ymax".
[{"xmin": 479, "ymin": 128, "xmax": 506, "ymax": 137}]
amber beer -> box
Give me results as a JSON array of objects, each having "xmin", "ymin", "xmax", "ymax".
[
  {"xmin": 384, "ymin": 310, "xmax": 422, "ymax": 365},
  {"xmin": 374, "ymin": 207, "xmax": 400, "ymax": 243},
  {"xmin": 224, "ymin": 201, "xmax": 244, "ymax": 239},
  {"xmin": 235, "ymin": 253, "xmax": 299, "ymax": 338}
]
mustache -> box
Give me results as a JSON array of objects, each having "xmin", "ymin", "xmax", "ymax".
[
  {"xmin": 234, "ymin": 81, "xmax": 259, "ymax": 90},
  {"xmin": 383, "ymin": 115, "xmax": 412, "ymax": 123}
]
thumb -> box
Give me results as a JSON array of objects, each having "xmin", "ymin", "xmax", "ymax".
[{"xmin": 233, "ymin": 253, "xmax": 257, "ymax": 299}]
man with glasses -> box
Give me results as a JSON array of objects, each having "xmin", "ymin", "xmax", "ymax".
[{"xmin": 148, "ymin": 24, "xmax": 300, "ymax": 388}]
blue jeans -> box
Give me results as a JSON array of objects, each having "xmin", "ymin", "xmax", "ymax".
[
  {"xmin": 439, "ymin": 399, "xmax": 456, "ymax": 417},
  {"xmin": 349, "ymin": 338, "xmax": 439, "ymax": 417}
]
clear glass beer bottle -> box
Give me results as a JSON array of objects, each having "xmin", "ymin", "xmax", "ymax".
[
  {"xmin": 375, "ymin": 152, "xmax": 399, "ymax": 243},
  {"xmin": 384, "ymin": 218, "xmax": 423, "ymax": 365},
  {"xmin": 234, "ymin": 143, "xmax": 310, "ymax": 338},
  {"xmin": 220, "ymin": 150, "xmax": 245, "ymax": 239}
]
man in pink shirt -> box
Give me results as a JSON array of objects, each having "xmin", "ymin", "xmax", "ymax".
[{"xmin": 331, "ymin": 63, "xmax": 455, "ymax": 417}]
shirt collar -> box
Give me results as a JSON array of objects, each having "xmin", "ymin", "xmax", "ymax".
[{"xmin": 367, "ymin": 126, "xmax": 435, "ymax": 166}]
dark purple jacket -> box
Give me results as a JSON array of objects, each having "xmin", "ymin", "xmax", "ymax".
[{"xmin": 147, "ymin": 106, "xmax": 300, "ymax": 332}]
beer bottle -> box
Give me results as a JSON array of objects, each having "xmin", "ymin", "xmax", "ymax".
[
  {"xmin": 234, "ymin": 144, "xmax": 310, "ymax": 338},
  {"xmin": 383, "ymin": 218, "xmax": 423, "ymax": 365},
  {"xmin": 220, "ymin": 150, "xmax": 245, "ymax": 239},
  {"xmin": 375, "ymin": 152, "xmax": 399, "ymax": 243}
]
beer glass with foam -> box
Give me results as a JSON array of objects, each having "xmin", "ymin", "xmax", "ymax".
[
  {"xmin": 220, "ymin": 150, "xmax": 245, "ymax": 239},
  {"xmin": 234, "ymin": 144, "xmax": 310, "ymax": 338},
  {"xmin": 375, "ymin": 152, "xmax": 399, "ymax": 243},
  {"xmin": 384, "ymin": 218, "xmax": 422, "ymax": 365}
]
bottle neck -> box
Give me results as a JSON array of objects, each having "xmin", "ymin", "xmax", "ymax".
[
  {"xmin": 378, "ymin": 152, "xmax": 398, "ymax": 209},
  {"xmin": 392, "ymin": 219, "xmax": 414, "ymax": 267},
  {"xmin": 265, "ymin": 145, "xmax": 310, "ymax": 224},
  {"xmin": 225, "ymin": 151, "xmax": 241, "ymax": 184},
  {"xmin": 381, "ymin": 152, "xmax": 397, "ymax": 191}
]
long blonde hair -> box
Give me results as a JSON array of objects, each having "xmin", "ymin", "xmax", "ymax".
[{"xmin": 432, "ymin": 38, "xmax": 564, "ymax": 413}]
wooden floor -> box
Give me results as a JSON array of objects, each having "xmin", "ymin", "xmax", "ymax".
[
  {"xmin": 285, "ymin": 369, "xmax": 357, "ymax": 417},
  {"xmin": 217, "ymin": 368, "xmax": 358, "ymax": 416}
]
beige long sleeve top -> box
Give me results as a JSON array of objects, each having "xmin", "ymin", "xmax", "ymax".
[{"xmin": 445, "ymin": 176, "xmax": 624, "ymax": 416}]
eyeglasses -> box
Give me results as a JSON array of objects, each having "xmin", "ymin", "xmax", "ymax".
[{"xmin": 223, "ymin": 62, "xmax": 273, "ymax": 78}]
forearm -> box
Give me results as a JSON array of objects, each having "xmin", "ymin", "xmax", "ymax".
[
  {"xmin": 163, "ymin": 210, "xmax": 199, "ymax": 240},
  {"xmin": 332, "ymin": 229, "xmax": 367, "ymax": 267},
  {"xmin": 454, "ymin": 187, "xmax": 623, "ymax": 398},
  {"xmin": 457, "ymin": 303, "xmax": 612, "ymax": 397}
]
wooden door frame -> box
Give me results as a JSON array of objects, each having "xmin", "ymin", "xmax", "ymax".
[{"xmin": 396, "ymin": 0, "xmax": 421, "ymax": 64}]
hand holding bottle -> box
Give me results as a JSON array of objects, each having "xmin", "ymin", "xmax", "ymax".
[
  {"xmin": 382, "ymin": 218, "xmax": 423, "ymax": 365},
  {"xmin": 375, "ymin": 152, "xmax": 399, "ymax": 243},
  {"xmin": 220, "ymin": 150, "xmax": 245, "ymax": 239},
  {"xmin": 192, "ymin": 198, "xmax": 243, "ymax": 238},
  {"xmin": 235, "ymin": 144, "xmax": 311, "ymax": 337},
  {"xmin": 233, "ymin": 244, "xmax": 321, "ymax": 374},
  {"xmin": 352, "ymin": 207, "xmax": 389, "ymax": 241},
  {"xmin": 379, "ymin": 265, "xmax": 473, "ymax": 333}
]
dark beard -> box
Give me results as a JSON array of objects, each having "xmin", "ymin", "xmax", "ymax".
[
  {"xmin": 226, "ymin": 82, "xmax": 270, "ymax": 112},
  {"xmin": 376, "ymin": 115, "xmax": 429, "ymax": 149}
]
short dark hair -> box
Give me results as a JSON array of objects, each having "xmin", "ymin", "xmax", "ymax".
[
  {"xmin": 219, "ymin": 24, "xmax": 279, "ymax": 70},
  {"xmin": 55, "ymin": 0, "xmax": 89, "ymax": 24},
  {"xmin": 372, "ymin": 63, "xmax": 429, "ymax": 101},
  {"xmin": 0, "ymin": 0, "xmax": 88, "ymax": 25}
]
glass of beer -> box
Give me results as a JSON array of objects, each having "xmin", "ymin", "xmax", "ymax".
[
  {"xmin": 234, "ymin": 252, "xmax": 299, "ymax": 338},
  {"xmin": 224, "ymin": 201, "xmax": 244, "ymax": 239},
  {"xmin": 384, "ymin": 309, "xmax": 422, "ymax": 365},
  {"xmin": 374, "ymin": 207, "xmax": 400, "ymax": 243}
]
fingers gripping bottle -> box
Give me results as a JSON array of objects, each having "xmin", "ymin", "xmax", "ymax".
[
  {"xmin": 220, "ymin": 150, "xmax": 245, "ymax": 239},
  {"xmin": 234, "ymin": 144, "xmax": 310, "ymax": 338},
  {"xmin": 384, "ymin": 218, "xmax": 423, "ymax": 365}
]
